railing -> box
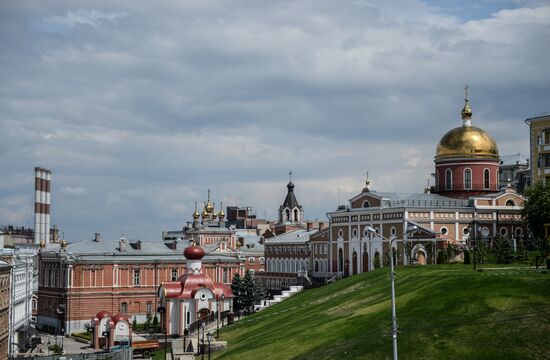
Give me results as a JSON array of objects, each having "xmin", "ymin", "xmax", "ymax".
[
  {"xmin": 387, "ymin": 199, "xmax": 469, "ymax": 208},
  {"xmin": 432, "ymin": 183, "xmax": 500, "ymax": 193}
]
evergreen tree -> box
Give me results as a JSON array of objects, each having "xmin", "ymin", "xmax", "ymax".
[
  {"xmin": 522, "ymin": 182, "xmax": 550, "ymax": 259},
  {"xmin": 493, "ymin": 236, "xmax": 514, "ymax": 264},
  {"xmin": 230, "ymin": 274, "xmax": 243, "ymax": 311},
  {"xmin": 242, "ymin": 271, "xmax": 256, "ymax": 311}
]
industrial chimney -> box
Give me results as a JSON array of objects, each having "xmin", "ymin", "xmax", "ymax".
[{"xmin": 34, "ymin": 167, "xmax": 52, "ymax": 244}]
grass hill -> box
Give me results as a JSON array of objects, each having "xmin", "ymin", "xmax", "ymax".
[{"xmin": 214, "ymin": 265, "xmax": 549, "ymax": 360}]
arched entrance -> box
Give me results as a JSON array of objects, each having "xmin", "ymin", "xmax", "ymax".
[
  {"xmin": 344, "ymin": 259, "xmax": 350, "ymax": 277},
  {"xmin": 362, "ymin": 251, "xmax": 369, "ymax": 272},
  {"xmin": 352, "ymin": 251, "xmax": 358, "ymax": 275},
  {"xmin": 338, "ymin": 248, "xmax": 344, "ymax": 272},
  {"xmin": 417, "ymin": 251, "xmax": 426, "ymax": 265},
  {"xmin": 198, "ymin": 309, "xmax": 210, "ymax": 321},
  {"xmin": 412, "ymin": 244, "xmax": 428, "ymax": 265},
  {"xmin": 314, "ymin": 260, "xmax": 319, "ymax": 272}
]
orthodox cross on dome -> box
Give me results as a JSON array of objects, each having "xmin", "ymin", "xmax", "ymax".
[
  {"xmin": 363, "ymin": 171, "xmax": 371, "ymax": 192},
  {"xmin": 461, "ymin": 84, "xmax": 472, "ymax": 124},
  {"xmin": 288, "ymin": 170, "xmax": 293, "ymax": 182}
]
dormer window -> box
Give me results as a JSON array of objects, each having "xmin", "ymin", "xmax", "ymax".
[{"xmin": 363, "ymin": 200, "xmax": 370, "ymax": 208}]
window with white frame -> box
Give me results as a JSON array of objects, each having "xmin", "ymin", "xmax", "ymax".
[
  {"xmin": 445, "ymin": 169, "xmax": 453, "ymax": 190},
  {"xmin": 133, "ymin": 269, "xmax": 141, "ymax": 286},
  {"xmin": 171, "ymin": 268, "xmax": 178, "ymax": 281},
  {"xmin": 464, "ymin": 168, "xmax": 472, "ymax": 189}
]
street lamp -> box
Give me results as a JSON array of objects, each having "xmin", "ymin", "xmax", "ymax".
[
  {"xmin": 201, "ymin": 320, "xmax": 206, "ymax": 360},
  {"xmin": 366, "ymin": 225, "xmax": 417, "ymax": 360},
  {"xmin": 217, "ymin": 294, "xmax": 225, "ymax": 338},
  {"xmin": 207, "ymin": 332, "xmax": 213, "ymax": 360},
  {"xmin": 157, "ymin": 306, "xmax": 167, "ymax": 360}
]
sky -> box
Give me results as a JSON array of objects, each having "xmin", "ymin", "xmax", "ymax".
[{"xmin": 1, "ymin": 0, "xmax": 549, "ymax": 242}]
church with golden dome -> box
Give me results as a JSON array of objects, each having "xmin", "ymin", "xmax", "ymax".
[
  {"xmin": 434, "ymin": 88, "xmax": 500, "ymax": 198},
  {"xmin": 313, "ymin": 89, "xmax": 526, "ymax": 279}
]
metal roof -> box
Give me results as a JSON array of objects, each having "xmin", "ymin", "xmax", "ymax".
[{"xmin": 265, "ymin": 229, "xmax": 317, "ymax": 244}]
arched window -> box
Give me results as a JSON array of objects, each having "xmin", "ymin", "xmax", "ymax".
[
  {"xmin": 294, "ymin": 209, "xmax": 299, "ymax": 222},
  {"xmin": 338, "ymin": 248, "xmax": 344, "ymax": 272},
  {"xmin": 506, "ymin": 199, "xmax": 516, "ymax": 206},
  {"xmin": 363, "ymin": 200, "xmax": 370, "ymax": 208},
  {"xmin": 285, "ymin": 209, "xmax": 290, "ymax": 221},
  {"xmin": 484, "ymin": 169, "xmax": 490, "ymax": 189},
  {"xmin": 464, "ymin": 168, "xmax": 472, "ymax": 190},
  {"xmin": 314, "ymin": 260, "xmax": 319, "ymax": 272},
  {"xmin": 445, "ymin": 169, "xmax": 452, "ymax": 190}
]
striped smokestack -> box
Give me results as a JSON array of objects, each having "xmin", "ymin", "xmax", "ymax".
[{"xmin": 34, "ymin": 167, "xmax": 52, "ymax": 244}]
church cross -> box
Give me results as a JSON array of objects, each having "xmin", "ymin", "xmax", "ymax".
[
  {"xmin": 289, "ymin": 171, "xmax": 293, "ymax": 181},
  {"xmin": 464, "ymin": 84, "xmax": 469, "ymax": 100}
]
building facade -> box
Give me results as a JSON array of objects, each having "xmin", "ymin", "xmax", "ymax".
[
  {"xmin": 525, "ymin": 114, "xmax": 550, "ymax": 185},
  {"xmin": 321, "ymin": 95, "xmax": 526, "ymax": 279},
  {"xmin": 158, "ymin": 243, "xmax": 233, "ymax": 336},
  {"xmin": 0, "ymin": 248, "xmax": 37, "ymax": 356},
  {"xmin": 36, "ymin": 235, "xmax": 243, "ymax": 333},
  {"xmin": 259, "ymin": 229, "xmax": 316, "ymax": 290},
  {"xmin": 0, "ymin": 260, "xmax": 10, "ymax": 360}
]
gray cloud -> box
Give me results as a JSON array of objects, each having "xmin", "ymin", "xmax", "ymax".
[{"xmin": 0, "ymin": 0, "xmax": 548, "ymax": 240}]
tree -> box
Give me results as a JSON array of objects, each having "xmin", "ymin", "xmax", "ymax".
[
  {"xmin": 373, "ymin": 252, "xmax": 381, "ymax": 269},
  {"xmin": 522, "ymin": 181, "xmax": 550, "ymax": 259},
  {"xmin": 492, "ymin": 236, "xmax": 514, "ymax": 264},
  {"xmin": 230, "ymin": 274, "xmax": 244, "ymax": 311}
]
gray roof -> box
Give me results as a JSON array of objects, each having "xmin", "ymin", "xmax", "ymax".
[
  {"xmin": 235, "ymin": 232, "xmax": 264, "ymax": 253},
  {"xmin": 353, "ymin": 191, "xmax": 470, "ymax": 208},
  {"xmin": 265, "ymin": 229, "xmax": 317, "ymax": 244},
  {"xmin": 42, "ymin": 238, "xmax": 241, "ymax": 264}
]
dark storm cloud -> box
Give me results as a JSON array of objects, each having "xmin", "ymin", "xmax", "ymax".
[{"xmin": 0, "ymin": 0, "xmax": 549, "ymax": 240}]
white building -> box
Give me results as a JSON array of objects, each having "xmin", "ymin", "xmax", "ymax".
[{"xmin": 1, "ymin": 248, "xmax": 37, "ymax": 355}]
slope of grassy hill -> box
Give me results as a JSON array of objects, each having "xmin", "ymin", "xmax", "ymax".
[{"xmin": 214, "ymin": 265, "xmax": 549, "ymax": 360}]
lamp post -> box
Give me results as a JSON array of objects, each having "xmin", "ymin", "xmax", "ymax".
[
  {"xmin": 157, "ymin": 306, "xmax": 167, "ymax": 360},
  {"xmin": 366, "ymin": 225, "xmax": 417, "ymax": 360},
  {"xmin": 201, "ymin": 320, "xmax": 206, "ymax": 360},
  {"xmin": 207, "ymin": 332, "xmax": 213, "ymax": 360}
]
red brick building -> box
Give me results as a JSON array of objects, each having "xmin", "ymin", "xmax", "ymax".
[{"xmin": 37, "ymin": 234, "xmax": 243, "ymax": 333}]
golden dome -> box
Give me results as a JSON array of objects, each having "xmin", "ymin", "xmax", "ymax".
[
  {"xmin": 436, "ymin": 91, "xmax": 498, "ymax": 161},
  {"xmin": 219, "ymin": 210, "xmax": 225, "ymax": 218},
  {"xmin": 193, "ymin": 209, "xmax": 200, "ymax": 219},
  {"xmin": 61, "ymin": 239, "xmax": 68, "ymax": 249},
  {"xmin": 201, "ymin": 208, "xmax": 208, "ymax": 218},
  {"xmin": 39, "ymin": 239, "xmax": 46, "ymax": 249},
  {"xmin": 205, "ymin": 189, "xmax": 214, "ymax": 213},
  {"xmin": 436, "ymin": 126, "xmax": 498, "ymax": 160}
]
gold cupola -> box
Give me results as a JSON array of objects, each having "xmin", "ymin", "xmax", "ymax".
[
  {"xmin": 435, "ymin": 87, "xmax": 498, "ymax": 161},
  {"xmin": 218, "ymin": 201, "xmax": 225, "ymax": 219},
  {"xmin": 205, "ymin": 189, "xmax": 214, "ymax": 214},
  {"xmin": 192, "ymin": 202, "xmax": 200, "ymax": 220},
  {"xmin": 201, "ymin": 202, "xmax": 208, "ymax": 218}
]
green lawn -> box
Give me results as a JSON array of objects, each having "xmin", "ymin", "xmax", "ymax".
[{"xmin": 214, "ymin": 265, "xmax": 550, "ymax": 360}]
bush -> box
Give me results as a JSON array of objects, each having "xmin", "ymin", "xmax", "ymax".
[{"xmin": 72, "ymin": 331, "xmax": 92, "ymax": 341}]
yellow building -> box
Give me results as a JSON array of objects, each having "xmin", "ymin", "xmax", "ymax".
[{"xmin": 525, "ymin": 114, "xmax": 550, "ymax": 185}]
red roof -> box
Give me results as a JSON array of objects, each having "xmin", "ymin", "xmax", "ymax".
[
  {"xmin": 162, "ymin": 273, "xmax": 233, "ymax": 299},
  {"xmin": 112, "ymin": 313, "xmax": 129, "ymax": 324},
  {"xmin": 96, "ymin": 311, "xmax": 112, "ymax": 321},
  {"xmin": 184, "ymin": 245, "xmax": 205, "ymax": 260}
]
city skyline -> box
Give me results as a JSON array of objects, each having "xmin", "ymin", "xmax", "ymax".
[{"xmin": 1, "ymin": 1, "xmax": 549, "ymax": 241}]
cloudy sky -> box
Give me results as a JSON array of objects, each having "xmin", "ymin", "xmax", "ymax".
[{"xmin": 1, "ymin": 0, "xmax": 549, "ymax": 241}]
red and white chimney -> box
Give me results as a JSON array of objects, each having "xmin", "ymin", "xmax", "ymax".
[{"xmin": 34, "ymin": 167, "xmax": 52, "ymax": 244}]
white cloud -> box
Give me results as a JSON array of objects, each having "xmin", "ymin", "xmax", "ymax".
[{"xmin": 0, "ymin": 1, "xmax": 548, "ymax": 240}]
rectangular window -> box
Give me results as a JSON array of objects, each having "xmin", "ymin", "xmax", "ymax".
[
  {"xmin": 146, "ymin": 302, "xmax": 152, "ymax": 314},
  {"xmin": 133, "ymin": 269, "xmax": 141, "ymax": 287},
  {"xmin": 120, "ymin": 302, "xmax": 128, "ymax": 313},
  {"xmin": 171, "ymin": 268, "xmax": 178, "ymax": 281}
]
